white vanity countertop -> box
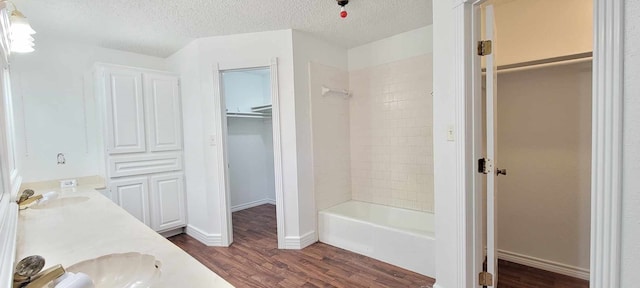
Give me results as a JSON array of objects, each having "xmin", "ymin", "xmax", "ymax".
[{"xmin": 15, "ymin": 185, "xmax": 234, "ymax": 288}]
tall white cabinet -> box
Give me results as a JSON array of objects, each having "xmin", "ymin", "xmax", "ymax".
[{"xmin": 96, "ymin": 64, "xmax": 186, "ymax": 234}]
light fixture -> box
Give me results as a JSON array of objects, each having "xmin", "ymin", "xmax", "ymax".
[{"xmin": 1, "ymin": 1, "xmax": 36, "ymax": 53}]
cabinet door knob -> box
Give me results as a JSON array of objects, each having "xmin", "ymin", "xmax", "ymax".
[{"xmin": 497, "ymin": 168, "xmax": 507, "ymax": 176}]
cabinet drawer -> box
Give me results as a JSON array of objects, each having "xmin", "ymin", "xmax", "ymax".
[{"xmin": 109, "ymin": 152, "xmax": 183, "ymax": 177}]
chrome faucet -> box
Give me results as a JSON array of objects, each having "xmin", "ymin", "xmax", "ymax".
[
  {"xmin": 17, "ymin": 189, "xmax": 34, "ymax": 204},
  {"xmin": 14, "ymin": 255, "xmax": 66, "ymax": 288},
  {"xmin": 16, "ymin": 189, "xmax": 42, "ymax": 209}
]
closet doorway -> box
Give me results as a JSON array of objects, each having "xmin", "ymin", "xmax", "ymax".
[
  {"xmin": 215, "ymin": 59, "xmax": 284, "ymax": 248},
  {"xmin": 477, "ymin": 1, "xmax": 592, "ymax": 287}
]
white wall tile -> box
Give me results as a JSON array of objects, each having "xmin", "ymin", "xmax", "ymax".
[{"xmin": 349, "ymin": 54, "xmax": 434, "ymax": 212}]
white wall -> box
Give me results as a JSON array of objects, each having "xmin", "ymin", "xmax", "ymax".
[
  {"xmin": 227, "ymin": 118, "xmax": 275, "ymax": 209},
  {"xmin": 622, "ymin": 0, "xmax": 640, "ymax": 285},
  {"xmin": 348, "ymin": 26, "xmax": 433, "ymax": 71},
  {"xmin": 496, "ymin": 62, "xmax": 592, "ymax": 272},
  {"xmin": 432, "ymin": 1, "xmax": 465, "ymax": 286},
  {"xmin": 291, "ymin": 30, "xmax": 349, "ymax": 241},
  {"xmin": 262, "ymin": 118, "xmax": 276, "ymax": 203},
  {"xmin": 167, "ymin": 30, "xmax": 303, "ymax": 244},
  {"xmin": 163, "ymin": 41, "xmax": 211, "ymax": 233},
  {"xmin": 309, "ymin": 62, "xmax": 351, "ymax": 211},
  {"xmin": 10, "ymin": 36, "xmax": 166, "ymax": 183}
]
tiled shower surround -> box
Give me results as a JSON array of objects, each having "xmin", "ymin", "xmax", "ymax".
[{"xmin": 349, "ymin": 54, "xmax": 434, "ymax": 212}]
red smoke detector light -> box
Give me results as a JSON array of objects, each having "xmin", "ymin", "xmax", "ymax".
[{"xmin": 337, "ymin": 0, "xmax": 349, "ymax": 19}]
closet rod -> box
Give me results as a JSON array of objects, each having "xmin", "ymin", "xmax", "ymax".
[{"xmin": 482, "ymin": 52, "xmax": 593, "ymax": 74}]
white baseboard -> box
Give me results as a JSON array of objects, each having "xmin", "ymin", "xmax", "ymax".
[
  {"xmin": 283, "ymin": 231, "xmax": 317, "ymax": 249},
  {"xmin": 185, "ymin": 225, "xmax": 224, "ymax": 247},
  {"xmin": 159, "ymin": 227, "xmax": 184, "ymax": 238},
  {"xmin": 498, "ymin": 249, "xmax": 589, "ymax": 280},
  {"xmin": 231, "ymin": 198, "xmax": 276, "ymax": 212}
]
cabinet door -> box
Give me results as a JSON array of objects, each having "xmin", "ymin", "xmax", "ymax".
[
  {"xmin": 149, "ymin": 173, "xmax": 186, "ymax": 232},
  {"xmin": 144, "ymin": 73, "xmax": 182, "ymax": 152},
  {"xmin": 110, "ymin": 177, "xmax": 150, "ymax": 226},
  {"xmin": 105, "ymin": 69, "xmax": 146, "ymax": 154}
]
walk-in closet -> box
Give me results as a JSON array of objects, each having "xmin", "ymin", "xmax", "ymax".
[
  {"xmin": 221, "ymin": 68, "xmax": 276, "ymax": 214},
  {"xmin": 480, "ymin": 0, "xmax": 592, "ymax": 286}
]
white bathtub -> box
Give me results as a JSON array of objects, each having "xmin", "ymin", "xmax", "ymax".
[{"xmin": 318, "ymin": 201, "xmax": 435, "ymax": 277}]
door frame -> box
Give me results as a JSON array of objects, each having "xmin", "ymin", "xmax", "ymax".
[
  {"xmin": 213, "ymin": 58, "xmax": 285, "ymax": 248},
  {"xmin": 441, "ymin": 0, "xmax": 624, "ymax": 287}
]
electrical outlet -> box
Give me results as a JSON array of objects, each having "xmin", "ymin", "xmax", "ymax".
[{"xmin": 60, "ymin": 179, "xmax": 77, "ymax": 188}]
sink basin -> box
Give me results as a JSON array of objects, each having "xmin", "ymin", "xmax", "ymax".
[
  {"xmin": 64, "ymin": 252, "xmax": 161, "ymax": 288},
  {"xmin": 31, "ymin": 197, "xmax": 90, "ymax": 209}
]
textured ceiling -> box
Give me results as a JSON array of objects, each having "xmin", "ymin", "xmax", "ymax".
[{"xmin": 13, "ymin": 0, "xmax": 432, "ymax": 58}]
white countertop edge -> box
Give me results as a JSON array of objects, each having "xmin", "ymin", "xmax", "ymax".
[
  {"xmin": 0, "ymin": 196, "xmax": 18, "ymax": 288},
  {"xmin": 15, "ymin": 185, "xmax": 234, "ymax": 287}
]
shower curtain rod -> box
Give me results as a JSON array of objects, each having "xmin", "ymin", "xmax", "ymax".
[
  {"xmin": 321, "ymin": 86, "xmax": 351, "ymax": 98},
  {"xmin": 482, "ymin": 52, "xmax": 593, "ymax": 74}
]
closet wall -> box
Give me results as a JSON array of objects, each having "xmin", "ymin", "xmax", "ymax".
[
  {"xmin": 491, "ymin": 0, "xmax": 593, "ymax": 277},
  {"xmin": 492, "ymin": 0, "xmax": 592, "ymax": 66},
  {"xmin": 223, "ymin": 70, "xmax": 275, "ymax": 211},
  {"xmin": 496, "ymin": 62, "xmax": 592, "ymax": 274}
]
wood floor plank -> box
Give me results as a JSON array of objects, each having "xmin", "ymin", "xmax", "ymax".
[
  {"xmin": 169, "ymin": 204, "xmax": 588, "ymax": 288},
  {"xmin": 169, "ymin": 204, "xmax": 434, "ymax": 287},
  {"xmin": 497, "ymin": 260, "xmax": 589, "ymax": 288}
]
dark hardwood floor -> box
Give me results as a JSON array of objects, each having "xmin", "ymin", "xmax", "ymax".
[
  {"xmin": 497, "ymin": 260, "xmax": 589, "ymax": 288},
  {"xmin": 169, "ymin": 204, "xmax": 434, "ymax": 287},
  {"xmin": 168, "ymin": 204, "xmax": 588, "ymax": 288}
]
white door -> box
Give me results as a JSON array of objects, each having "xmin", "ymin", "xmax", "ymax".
[
  {"xmin": 110, "ymin": 177, "xmax": 150, "ymax": 226},
  {"xmin": 149, "ymin": 173, "xmax": 186, "ymax": 232},
  {"xmin": 144, "ymin": 73, "xmax": 183, "ymax": 152},
  {"xmin": 484, "ymin": 4, "xmax": 499, "ymax": 287},
  {"xmin": 105, "ymin": 68, "xmax": 146, "ymax": 154}
]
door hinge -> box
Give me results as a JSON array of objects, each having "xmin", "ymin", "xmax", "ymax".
[
  {"xmin": 479, "ymin": 271, "xmax": 493, "ymax": 286},
  {"xmin": 478, "ymin": 40, "xmax": 493, "ymax": 56},
  {"xmin": 478, "ymin": 158, "xmax": 493, "ymax": 174}
]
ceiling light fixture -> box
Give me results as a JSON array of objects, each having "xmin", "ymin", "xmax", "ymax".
[
  {"xmin": 337, "ymin": 0, "xmax": 349, "ymax": 19},
  {"xmin": 1, "ymin": 1, "xmax": 36, "ymax": 53}
]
